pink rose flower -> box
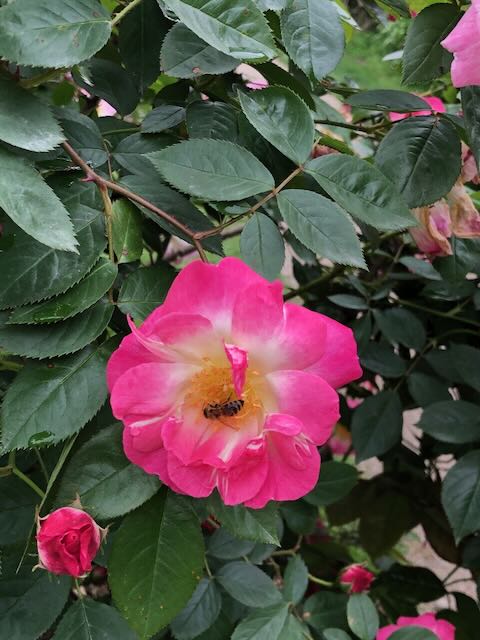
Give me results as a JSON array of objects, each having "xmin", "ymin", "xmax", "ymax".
[
  {"xmin": 410, "ymin": 202, "xmax": 453, "ymax": 256},
  {"xmin": 107, "ymin": 258, "xmax": 361, "ymax": 508},
  {"xmin": 340, "ymin": 564, "xmax": 375, "ymax": 593},
  {"xmin": 390, "ymin": 96, "xmax": 446, "ymax": 122},
  {"xmin": 36, "ymin": 507, "xmax": 104, "ymax": 578},
  {"xmin": 377, "ymin": 613, "xmax": 455, "ymax": 640},
  {"xmin": 441, "ymin": 0, "xmax": 480, "ymax": 87}
]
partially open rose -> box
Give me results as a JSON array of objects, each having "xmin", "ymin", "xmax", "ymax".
[
  {"xmin": 36, "ymin": 507, "xmax": 105, "ymax": 577},
  {"xmin": 377, "ymin": 613, "xmax": 455, "ymax": 640}
]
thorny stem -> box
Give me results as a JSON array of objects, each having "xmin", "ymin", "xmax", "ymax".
[
  {"xmin": 61, "ymin": 142, "xmax": 208, "ymax": 262},
  {"xmin": 271, "ymin": 535, "xmax": 303, "ymax": 557},
  {"xmin": 12, "ymin": 466, "xmax": 45, "ymax": 499},
  {"xmin": 19, "ymin": 68, "xmax": 67, "ymax": 89},
  {"xmin": 314, "ymin": 118, "xmax": 392, "ymax": 134},
  {"xmin": 307, "ymin": 574, "xmax": 335, "ymax": 587},
  {"xmin": 204, "ymin": 557, "xmax": 213, "ymax": 578},
  {"xmin": 111, "ymin": 0, "xmax": 144, "ymax": 26},
  {"xmin": 0, "ymin": 358, "xmax": 23, "ymax": 372},
  {"xmin": 194, "ymin": 166, "xmax": 303, "ymax": 240},
  {"xmin": 395, "ymin": 298, "xmax": 480, "ymax": 328},
  {"xmin": 99, "ymin": 184, "xmax": 115, "ymax": 264},
  {"xmin": 284, "ymin": 265, "xmax": 343, "ymax": 301}
]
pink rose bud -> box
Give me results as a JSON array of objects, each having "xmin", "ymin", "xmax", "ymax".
[
  {"xmin": 377, "ymin": 612, "xmax": 455, "ymax": 640},
  {"xmin": 339, "ymin": 564, "xmax": 375, "ymax": 593},
  {"xmin": 36, "ymin": 507, "xmax": 104, "ymax": 578}
]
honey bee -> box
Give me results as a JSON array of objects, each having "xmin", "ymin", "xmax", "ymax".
[{"xmin": 203, "ymin": 399, "xmax": 245, "ymax": 420}]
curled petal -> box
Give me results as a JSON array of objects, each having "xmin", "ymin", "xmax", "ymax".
[{"xmin": 224, "ymin": 342, "xmax": 248, "ymax": 396}]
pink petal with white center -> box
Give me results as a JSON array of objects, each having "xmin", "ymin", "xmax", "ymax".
[
  {"xmin": 441, "ymin": 0, "xmax": 480, "ymax": 87},
  {"xmin": 161, "ymin": 406, "xmax": 260, "ymax": 469},
  {"xmin": 123, "ymin": 422, "xmax": 183, "ymax": 492},
  {"xmin": 267, "ymin": 370, "xmax": 339, "ymax": 445},
  {"xmin": 224, "ymin": 342, "xmax": 248, "ymax": 396},
  {"xmin": 106, "ymin": 334, "xmax": 159, "ymax": 392},
  {"xmin": 231, "ymin": 281, "xmax": 284, "ymax": 347},
  {"xmin": 167, "ymin": 454, "xmax": 216, "ymax": 497},
  {"xmin": 158, "ymin": 258, "xmax": 267, "ymax": 332},
  {"xmin": 110, "ymin": 362, "xmax": 198, "ymax": 426},
  {"xmin": 305, "ymin": 315, "xmax": 362, "ymax": 388},
  {"xmin": 217, "ymin": 443, "xmax": 269, "ymax": 504},
  {"xmin": 245, "ymin": 432, "xmax": 321, "ymax": 508},
  {"xmin": 127, "ymin": 312, "xmax": 222, "ymax": 364}
]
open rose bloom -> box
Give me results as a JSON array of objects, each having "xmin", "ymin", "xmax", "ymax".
[
  {"xmin": 377, "ymin": 613, "xmax": 455, "ymax": 640},
  {"xmin": 108, "ymin": 258, "xmax": 361, "ymax": 508},
  {"xmin": 441, "ymin": 0, "xmax": 480, "ymax": 87},
  {"xmin": 36, "ymin": 507, "xmax": 104, "ymax": 578}
]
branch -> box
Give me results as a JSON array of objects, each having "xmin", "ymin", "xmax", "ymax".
[
  {"xmin": 61, "ymin": 142, "xmax": 207, "ymax": 262},
  {"xmin": 194, "ymin": 165, "xmax": 303, "ymax": 240},
  {"xmin": 111, "ymin": 0, "xmax": 144, "ymax": 27}
]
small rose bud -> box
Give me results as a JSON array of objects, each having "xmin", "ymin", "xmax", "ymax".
[
  {"xmin": 36, "ymin": 507, "xmax": 106, "ymax": 578},
  {"xmin": 339, "ymin": 564, "xmax": 375, "ymax": 593}
]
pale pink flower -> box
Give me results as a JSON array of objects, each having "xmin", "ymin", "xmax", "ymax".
[
  {"xmin": 377, "ymin": 613, "xmax": 455, "ymax": 640},
  {"xmin": 461, "ymin": 145, "xmax": 479, "ymax": 184},
  {"xmin": 441, "ymin": 0, "xmax": 480, "ymax": 87},
  {"xmin": 107, "ymin": 258, "xmax": 361, "ymax": 508},
  {"xmin": 340, "ymin": 564, "xmax": 375, "ymax": 593},
  {"xmin": 410, "ymin": 202, "xmax": 453, "ymax": 256},
  {"xmin": 97, "ymin": 99, "xmax": 117, "ymax": 117},
  {"xmin": 329, "ymin": 423, "xmax": 352, "ymax": 455},
  {"xmin": 390, "ymin": 96, "xmax": 446, "ymax": 122},
  {"xmin": 36, "ymin": 507, "xmax": 104, "ymax": 578}
]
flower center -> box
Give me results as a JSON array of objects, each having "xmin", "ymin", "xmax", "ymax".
[{"xmin": 184, "ymin": 364, "xmax": 262, "ymax": 429}]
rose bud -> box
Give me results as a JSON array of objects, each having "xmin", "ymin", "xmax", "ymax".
[
  {"xmin": 36, "ymin": 507, "xmax": 105, "ymax": 578},
  {"xmin": 339, "ymin": 564, "xmax": 375, "ymax": 593}
]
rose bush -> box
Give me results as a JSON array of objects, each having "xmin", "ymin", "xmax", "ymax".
[{"xmin": 0, "ymin": 0, "xmax": 479, "ymax": 639}]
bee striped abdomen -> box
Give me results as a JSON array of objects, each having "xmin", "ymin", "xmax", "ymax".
[{"xmin": 203, "ymin": 399, "xmax": 244, "ymax": 419}]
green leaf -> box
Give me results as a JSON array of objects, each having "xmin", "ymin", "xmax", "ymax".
[
  {"xmin": 117, "ymin": 263, "xmax": 176, "ymax": 321},
  {"xmin": 162, "ymin": 0, "xmax": 277, "ymax": 62},
  {"xmin": 375, "ymin": 115, "xmax": 461, "ymax": 208},
  {"xmin": 446, "ymin": 344, "xmax": 480, "ymax": 392},
  {"xmin": 186, "ymin": 101, "xmax": 238, "ymax": 141},
  {"xmin": 281, "ymin": 500, "xmax": 317, "ymax": 534},
  {"xmin": 207, "ymin": 527, "xmax": 256, "ymax": 560},
  {"xmin": 112, "ymin": 200, "xmax": 144, "ymax": 264},
  {"xmin": 407, "ymin": 373, "xmax": 451, "ymax": 406},
  {"xmin": 328, "ymin": 294, "xmax": 368, "ymax": 310},
  {"xmin": 278, "ymin": 614, "xmax": 310, "ymax": 640},
  {"xmin": 346, "ymin": 90, "xmax": 431, "ymax": 112},
  {"xmin": 240, "ymin": 213, "xmax": 285, "ymax": 281},
  {"xmin": 216, "ymin": 561, "xmax": 282, "ymax": 608},
  {"xmin": 283, "ymin": 555, "xmax": 308, "ymax": 605},
  {"xmin": 304, "ymin": 461, "xmax": 358, "ymax": 507},
  {"xmin": 231, "ymin": 604, "xmax": 289, "ymax": 640},
  {"xmin": 389, "ymin": 630, "xmax": 437, "ymax": 640},
  {"xmin": 55, "ymin": 108, "xmax": 108, "ymax": 168},
  {"xmin": 0, "ymin": 475, "xmax": 39, "ymax": 544},
  {"xmin": 399, "ymin": 256, "xmax": 442, "ymax": 280},
  {"xmin": 1, "ymin": 340, "xmax": 113, "ymax": 451},
  {"xmin": 418, "ymin": 401, "xmax": 480, "ymax": 444},
  {"xmin": 74, "ymin": 59, "xmax": 139, "ymax": 116},
  {"xmin": 55, "ymin": 423, "xmax": 160, "ymax": 520},
  {"xmin": 160, "ymin": 22, "xmax": 238, "ymax": 78},
  {"xmin": 194, "ymin": 611, "xmax": 234, "ymax": 640},
  {"xmin": 0, "ymin": 148, "xmax": 77, "ymax": 252},
  {"xmin": 0, "ymin": 549, "xmax": 70, "ymax": 639},
  {"xmin": 52, "ymin": 599, "xmax": 137, "ymax": 640},
  {"xmin": 276, "ymin": 189, "xmax": 366, "ymax": 268},
  {"xmin": 109, "ymin": 489, "xmax": 204, "ymax": 640},
  {"xmin": 119, "ymin": 0, "xmax": 169, "ymax": 91},
  {"xmin": 207, "ymin": 493, "xmax": 280, "ymax": 544},
  {"xmin": 8, "ymin": 258, "xmax": 117, "ymax": 324},
  {"xmin": 359, "ymin": 492, "xmax": 414, "ymax": 557},
  {"xmin": 0, "ymin": 203, "xmax": 105, "ymax": 309},
  {"xmin": 142, "ymin": 106, "xmax": 186, "ymax": 133},
  {"xmin": 304, "ymin": 592, "xmax": 348, "ymax": 631},
  {"xmin": 462, "ymin": 86, "xmax": 480, "ymax": 170},
  {"xmin": 280, "ymin": 0, "xmax": 345, "ymax": 82},
  {"xmin": 360, "ymin": 342, "xmax": 407, "ymax": 378},
  {"xmin": 0, "ymin": 75, "xmax": 64, "ymax": 152},
  {"xmin": 374, "ymin": 308, "xmax": 426, "ymax": 351},
  {"xmin": 170, "ymin": 578, "xmax": 222, "ymax": 640},
  {"xmin": 305, "ymin": 155, "xmax": 415, "ymax": 231},
  {"xmin": 255, "ymin": 62, "xmax": 315, "ymax": 109},
  {"xmin": 120, "ymin": 173, "xmax": 223, "ymax": 254},
  {"xmin": 324, "ymin": 631, "xmax": 352, "ymax": 640},
  {"xmin": 238, "ymin": 86, "xmax": 314, "ymax": 164},
  {"xmin": 148, "ymin": 139, "xmax": 275, "ymax": 201},
  {"xmin": 402, "ymin": 4, "xmax": 460, "ymax": 85},
  {"xmin": 114, "ymin": 132, "xmax": 174, "ymax": 175},
  {"xmin": 347, "ymin": 594, "xmax": 379, "ymax": 640},
  {"xmin": 374, "ymin": 564, "xmax": 445, "ymax": 604},
  {"xmin": 0, "ymin": 300, "xmax": 113, "ymax": 359},
  {"xmin": 351, "ymin": 391, "xmax": 403, "ymax": 462},
  {"xmin": 0, "ymin": 0, "xmax": 111, "ymax": 68}
]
